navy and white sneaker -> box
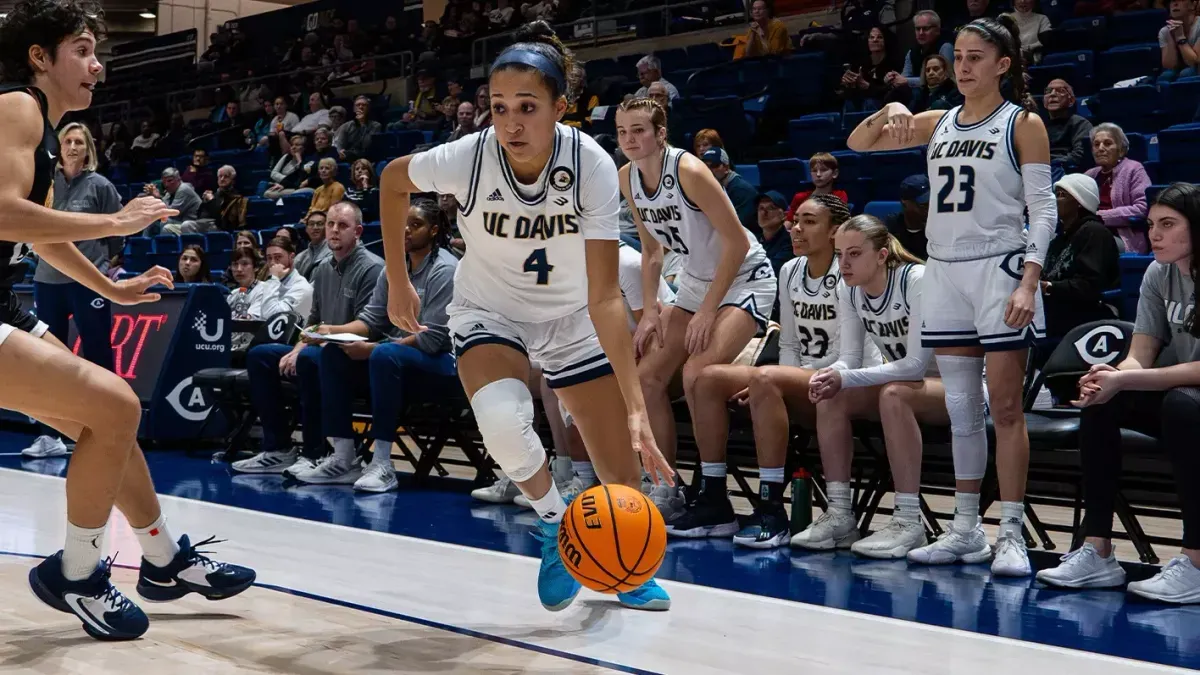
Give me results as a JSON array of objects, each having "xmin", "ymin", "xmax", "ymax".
[
  {"xmin": 136, "ymin": 535, "xmax": 256, "ymax": 602},
  {"xmin": 29, "ymin": 552, "xmax": 149, "ymax": 641}
]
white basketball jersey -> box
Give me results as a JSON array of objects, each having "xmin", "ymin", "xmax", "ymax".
[
  {"xmin": 629, "ymin": 146, "xmax": 765, "ymax": 281},
  {"xmin": 925, "ymin": 101, "xmax": 1027, "ymax": 262},
  {"xmin": 408, "ymin": 124, "xmax": 620, "ymax": 323},
  {"xmin": 847, "ymin": 263, "xmax": 939, "ymax": 377},
  {"xmin": 779, "ymin": 256, "xmax": 841, "ymax": 368},
  {"xmin": 618, "ymin": 241, "xmax": 675, "ymax": 331}
]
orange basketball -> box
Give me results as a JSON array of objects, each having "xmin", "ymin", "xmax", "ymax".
[{"xmin": 557, "ymin": 484, "xmax": 667, "ymax": 594}]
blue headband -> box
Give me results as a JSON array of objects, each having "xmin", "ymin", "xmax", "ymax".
[{"xmin": 490, "ymin": 49, "xmax": 567, "ymax": 95}]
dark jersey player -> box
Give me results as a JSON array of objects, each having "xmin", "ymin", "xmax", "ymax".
[{"xmin": 0, "ymin": 0, "xmax": 255, "ymax": 641}]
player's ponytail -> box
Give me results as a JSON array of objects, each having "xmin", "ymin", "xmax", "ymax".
[
  {"xmin": 838, "ymin": 214, "xmax": 924, "ymax": 268},
  {"xmin": 960, "ymin": 16, "xmax": 1037, "ymax": 116},
  {"xmin": 492, "ymin": 20, "xmax": 581, "ymax": 104}
]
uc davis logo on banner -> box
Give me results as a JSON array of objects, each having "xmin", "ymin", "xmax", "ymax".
[{"xmin": 165, "ymin": 376, "xmax": 212, "ymax": 422}]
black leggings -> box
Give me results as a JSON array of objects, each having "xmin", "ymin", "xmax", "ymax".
[{"xmin": 1079, "ymin": 387, "xmax": 1200, "ymax": 549}]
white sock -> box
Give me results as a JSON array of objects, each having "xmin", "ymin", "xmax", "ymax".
[
  {"xmin": 528, "ymin": 484, "xmax": 567, "ymax": 523},
  {"xmin": 373, "ymin": 439, "xmax": 392, "ymax": 465},
  {"xmin": 133, "ymin": 514, "xmax": 180, "ymax": 567},
  {"xmin": 330, "ymin": 437, "xmax": 356, "ymax": 464},
  {"xmin": 571, "ymin": 460, "xmax": 596, "ymax": 483},
  {"xmin": 759, "ymin": 466, "xmax": 785, "ymax": 484},
  {"xmin": 701, "ymin": 462, "xmax": 727, "ymax": 479},
  {"xmin": 953, "ymin": 492, "xmax": 981, "ymax": 531},
  {"xmin": 894, "ymin": 492, "xmax": 922, "ymax": 525},
  {"xmin": 999, "ymin": 501, "xmax": 1024, "ymax": 538},
  {"xmin": 827, "ymin": 481, "xmax": 852, "ymax": 514},
  {"xmin": 62, "ymin": 522, "xmax": 106, "ymax": 581}
]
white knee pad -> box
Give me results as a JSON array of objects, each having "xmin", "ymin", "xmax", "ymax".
[
  {"xmin": 936, "ymin": 355, "xmax": 989, "ymax": 481},
  {"xmin": 471, "ymin": 378, "xmax": 547, "ymax": 483}
]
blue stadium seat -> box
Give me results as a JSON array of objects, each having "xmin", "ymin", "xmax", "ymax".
[
  {"xmin": 758, "ymin": 158, "xmax": 807, "ymax": 196},
  {"xmin": 280, "ymin": 193, "xmax": 310, "ymax": 223},
  {"xmin": 687, "ymin": 43, "xmax": 724, "ymax": 68},
  {"xmin": 735, "ymin": 164, "xmax": 760, "ymax": 188},
  {"xmin": 362, "ymin": 222, "xmax": 383, "ymax": 243},
  {"xmin": 153, "ymin": 234, "xmax": 181, "ymax": 254},
  {"xmin": 1145, "ymin": 183, "xmax": 1170, "ymax": 205},
  {"xmin": 1118, "ymin": 255, "xmax": 1154, "ymax": 320},
  {"xmin": 787, "ymin": 114, "xmax": 840, "ymax": 160},
  {"xmin": 1096, "ymin": 44, "xmax": 1160, "ymax": 88},
  {"xmin": 127, "ymin": 237, "xmax": 153, "ymax": 258},
  {"xmin": 830, "ymin": 150, "xmax": 863, "ymax": 182},
  {"xmin": 1105, "ymin": 9, "xmax": 1167, "ymax": 47},
  {"xmin": 863, "ymin": 201, "xmax": 901, "ymax": 222},
  {"xmin": 658, "ymin": 48, "xmax": 689, "ymax": 74},
  {"xmin": 1040, "ymin": 0, "xmax": 1075, "ymax": 25},
  {"xmin": 247, "ymin": 197, "xmax": 275, "ymax": 221},
  {"xmin": 1156, "ymin": 123, "xmax": 1200, "ymax": 165},
  {"xmin": 864, "ymin": 149, "xmax": 924, "ymax": 201},
  {"xmin": 1036, "ymin": 50, "xmax": 1094, "ymax": 93},
  {"xmin": 1090, "ymin": 86, "xmax": 1161, "ymax": 133},
  {"xmin": 206, "ymin": 231, "xmax": 234, "ymax": 253},
  {"xmin": 773, "ymin": 53, "xmax": 826, "ymax": 108},
  {"xmin": 179, "ymin": 233, "xmax": 205, "ymax": 252},
  {"xmin": 1162, "ymin": 78, "xmax": 1200, "ymax": 126}
]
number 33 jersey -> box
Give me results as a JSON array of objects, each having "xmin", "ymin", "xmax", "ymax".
[
  {"xmin": 778, "ymin": 256, "xmax": 844, "ymax": 369},
  {"xmin": 408, "ymin": 124, "xmax": 620, "ymax": 323}
]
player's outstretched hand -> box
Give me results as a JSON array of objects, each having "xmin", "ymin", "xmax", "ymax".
[
  {"xmin": 1003, "ymin": 285, "xmax": 1036, "ymax": 330},
  {"xmin": 387, "ymin": 275, "xmax": 427, "ymax": 333},
  {"xmin": 112, "ymin": 197, "xmax": 179, "ymax": 237},
  {"xmin": 629, "ymin": 409, "xmax": 674, "ymax": 487},
  {"xmin": 105, "ymin": 265, "xmax": 174, "ymax": 305}
]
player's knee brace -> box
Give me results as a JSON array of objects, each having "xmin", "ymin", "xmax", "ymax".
[
  {"xmin": 471, "ymin": 378, "xmax": 546, "ymax": 483},
  {"xmin": 936, "ymin": 355, "xmax": 988, "ymax": 481}
]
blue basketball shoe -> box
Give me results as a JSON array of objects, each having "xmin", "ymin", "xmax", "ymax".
[
  {"xmin": 136, "ymin": 535, "xmax": 256, "ymax": 602},
  {"xmin": 29, "ymin": 552, "xmax": 149, "ymax": 641},
  {"xmin": 618, "ymin": 578, "xmax": 671, "ymax": 611},
  {"xmin": 533, "ymin": 519, "xmax": 581, "ymax": 611}
]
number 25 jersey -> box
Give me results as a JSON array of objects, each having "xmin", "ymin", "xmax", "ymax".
[{"xmin": 408, "ymin": 124, "xmax": 620, "ymax": 323}]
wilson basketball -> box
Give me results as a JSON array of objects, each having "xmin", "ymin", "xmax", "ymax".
[{"xmin": 558, "ymin": 484, "xmax": 667, "ymax": 594}]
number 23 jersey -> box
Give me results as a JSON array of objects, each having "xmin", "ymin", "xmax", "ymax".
[
  {"xmin": 408, "ymin": 124, "xmax": 620, "ymax": 323},
  {"xmin": 778, "ymin": 256, "xmax": 843, "ymax": 369}
]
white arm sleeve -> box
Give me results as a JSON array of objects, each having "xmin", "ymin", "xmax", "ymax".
[
  {"xmin": 841, "ymin": 266, "xmax": 935, "ymax": 388},
  {"xmin": 777, "ymin": 260, "xmax": 803, "ymax": 368},
  {"xmin": 577, "ymin": 144, "xmax": 621, "ymax": 241},
  {"xmin": 407, "ymin": 134, "xmax": 479, "ymax": 201},
  {"xmin": 829, "ymin": 281, "xmax": 865, "ymax": 372},
  {"xmin": 1022, "ymin": 163, "xmax": 1056, "ymax": 268}
]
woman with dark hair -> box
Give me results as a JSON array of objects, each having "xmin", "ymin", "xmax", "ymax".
[
  {"xmin": 175, "ymin": 245, "xmax": 212, "ymax": 283},
  {"xmin": 837, "ymin": 26, "xmax": 900, "ymax": 112},
  {"xmin": 910, "ymin": 53, "xmax": 963, "ymax": 113},
  {"xmin": 847, "ymin": 15, "xmax": 1055, "ymax": 577},
  {"xmin": 345, "ymin": 157, "xmax": 379, "ymax": 212},
  {"xmin": 1037, "ymin": 183, "xmax": 1200, "ymax": 603},
  {"xmin": 381, "ymin": 20, "xmax": 674, "ymax": 612}
]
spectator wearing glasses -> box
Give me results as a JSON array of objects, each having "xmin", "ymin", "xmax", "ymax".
[
  {"xmin": 1043, "ymin": 79, "xmax": 1093, "ymax": 174},
  {"xmin": 1157, "ymin": 0, "xmax": 1200, "ymax": 83},
  {"xmin": 757, "ymin": 191, "xmax": 795, "ymax": 277},
  {"xmin": 1086, "ymin": 123, "xmax": 1151, "ymax": 254},
  {"xmin": 334, "ymin": 95, "xmax": 382, "ymax": 162},
  {"xmin": 886, "ymin": 10, "xmax": 955, "ymax": 93},
  {"xmin": 741, "ymin": 0, "xmax": 793, "ymax": 58},
  {"xmin": 633, "ymin": 55, "xmax": 680, "ymax": 101},
  {"xmin": 295, "ymin": 210, "xmax": 331, "ymax": 280},
  {"xmin": 225, "ymin": 237, "xmax": 314, "ymax": 324},
  {"xmin": 167, "ymin": 164, "xmax": 247, "ymax": 234}
]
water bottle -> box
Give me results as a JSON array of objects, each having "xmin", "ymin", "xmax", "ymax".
[{"xmin": 790, "ymin": 468, "xmax": 812, "ymax": 533}]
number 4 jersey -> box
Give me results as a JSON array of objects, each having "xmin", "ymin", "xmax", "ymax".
[
  {"xmin": 408, "ymin": 123, "xmax": 619, "ymax": 323},
  {"xmin": 925, "ymin": 101, "xmax": 1027, "ymax": 262}
]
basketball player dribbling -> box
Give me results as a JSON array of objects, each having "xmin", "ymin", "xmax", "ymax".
[
  {"xmin": 0, "ymin": 0, "xmax": 255, "ymax": 641},
  {"xmin": 846, "ymin": 15, "xmax": 1057, "ymax": 576},
  {"xmin": 381, "ymin": 21, "xmax": 675, "ymax": 612}
]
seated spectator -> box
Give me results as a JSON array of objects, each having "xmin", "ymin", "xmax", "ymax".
[
  {"xmin": 1043, "ymin": 79, "xmax": 1093, "ymax": 172},
  {"xmin": 838, "ymin": 26, "xmax": 899, "ymax": 113},
  {"xmin": 633, "ymin": 55, "xmax": 680, "ymax": 101},
  {"xmin": 1086, "ymin": 123, "xmax": 1151, "ymax": 254},
  {"xmin": 235, "ymin": 202, "xmax": 385, "ymax": 479},
  {"xmin": 175, "ymin": 245, "xmax": 213, "ymax": 284},
  {"xmin": 264, "ymin": 133, "xmax": 309, "ymax": 199},
  {"xmin": 474, "ymin": 84, "xmax": 492, "ymax": 129},
  {"xmin": 168, "ymin": 164, "xmax": 248, "ymax": 234},
  {"xmin": 1040, "ymin": 174, "xmax": 1120, "ymax": 344},
  {"xmin": 259, "ymin": 95, "xmax": 299, "ymax": 153},
  {"xmin": 563, "ymin": 72, "xmax": 600, "ymax": 130},
  {"xmin": 129, "ymin": 121, "xmax": 158, "ymax": 153},
  {"xmin": 446, "ymin": 101, "xmax": 477, "ymax": 143},
  {"xmin": 334, "ymin": 95, "xmax": 382, "ymax": 162},
  {"xmin": 884, "ymin": 175, "xmax": 930, "ymax": 260},
  {"xmin": 702, "ymin": 147, "xmax": 760, "ymax": 235},
  {"xmin": 910, "ymin": 54, "xmax": 963, "ymax": 113},
  {"xmin": 434, "ymin": 96, "xmax": 460, "ymax": 141},
  {"xmin": 216, "ymin": 100, "xmax": 250, "ymax": 150},
  {"xmin": 295, "ymin": 210, "xmax": 331, "ymax": 279},
  {"xmin": 1158, "ymin": 0, "xmax": 1199, "ymax": 83},
  {"xmin": 293, "ymin": 91, "xmax": 332, "ymax": 134},
  {"xmin": 489, "ymin": 0, "xmax": 516, "ymax": 30},
  {"xmin": 144, "ymin": 167, "xmax": 201, "ymax": 235},
  {"xmin": 439, "ymin": 193, "xmax": 466, "ymax": 256},
  {"xmin": 948, "ymin": 0, "xmax": 1002, "ymax": 32},
  {"xmin": 757, "ymin": 191, "xmax": 795, "ymax": 277},
  {"xmin": 389, "ymin": 68, "xmax": 444, "ymax": 132},
  {"xmin": 238, "ymin": 200, "xmax": 460, "ymax": 489},
  {"xmin": 344, "ymin": 158, "xmax": 379, "ymax": 213},
  {"xmin": 307, "ymin": 158, "xmax": 346, "ymax": 219},
  {"xmin": 740, "ymin": 0, "xmax": 793, "ymax": 59},
  {"xmin": 327, "ymin": 106, "xmax": 347, "ymax": 137},
  {"xmin": 887, "ymin": 10, "xmax": 954, "ymax": 98},
  {"xmin": 1005, "ymin": 0, "xmax": 1052, "ymax": 63},
  {"xmin": 1036, "ymin": 183, "xmax": 1200, "ymax": 602},
  {"xmin": 104, "ymin": 121, "xmax": 132, "ymax": 166},
  {"xmin": 226, "ymin": 238, "xmax": 315, "ymax": 327},
  {"xmin": 181, "ymin": 148, "xmax": 216, "ymax": 196},
  {"xmin": 693, "ymin": 128, "xmax": 723, "ymax": 158},
  {"xmin": 785, "ymin": 152, "xmax": 849, "ymax": 225}
]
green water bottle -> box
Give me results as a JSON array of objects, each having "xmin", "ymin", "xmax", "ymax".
[{"xmin": 790, "ymin": 468, "xmax": 812, "ymax": 533}]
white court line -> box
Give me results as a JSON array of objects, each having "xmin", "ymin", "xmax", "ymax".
[{"xmin": 0, "ymin": 467, "xmax": 1189, "ymax": 674}]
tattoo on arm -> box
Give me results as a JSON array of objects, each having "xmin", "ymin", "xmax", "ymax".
[{"xmin": 865, "ymin": 110, "xmax": 885, "ymax": 128}]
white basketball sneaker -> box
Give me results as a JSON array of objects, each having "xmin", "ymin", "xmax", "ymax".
[
  {"xmin": 991, "ymin": 531, "xmax": 1033, "ymax": 577},
  {"xmin": 790, "ymin": 509, "xmax": 860, "ymax": 550},
  {"xmin": 231, "ymin": 450, "xmax": 298, "ymax": 474},
  {"xmin": 907, "ymin": 520, "xmax": 993, "ymax": 565},
  {"xmin": 851, "ymin": 519, "xmax": 928, "ymax": 559},
  {"xmin": 21, "ymin": 435, "xmax": 70, "ymax": 459},
  {"xmin": 293, "ymin": 456, "xmax": 363, "ymax": 485},
  {"xmin": 1036, "ymin": 543, "xmax": 1126, "ymax": 589},
  {"xmin": 353, "ymin": 460, "xmax": 399, "ymax": 493},
  {"xmin": 1127, "ymin": 556, "xmax": 1200, "ymax": 604},
  {"xmin": 282, "ymin": 456, "xmax": 317, "ymax": 479},
  {"xmin": 470, "ymin": 474, "xmax": 522, "ymax": 504}
]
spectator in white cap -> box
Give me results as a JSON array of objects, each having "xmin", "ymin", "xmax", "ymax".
[
  {"xmin": 1040, "ymin": 173, "xmax": 1120, "ymax": 343},
  {"xmin": 701, "ymin": 147, "xmax": 759, "ymax": 234}
]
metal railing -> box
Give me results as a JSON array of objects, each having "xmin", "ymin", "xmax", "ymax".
[
  {"xmin": 85, "ymin": 49, "xmax": 416, "ymax": 126},
  {"xmin": 470, "ymin": 0, "xmax": 747, "ymax": 70}
]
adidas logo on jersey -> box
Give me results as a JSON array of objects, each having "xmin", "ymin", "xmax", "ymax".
[
  {"xmin": 469, "ymin": 323, "xmax": 486, "ymax": 332},
  {"xmin": 486, "ymin": 189, "xmax": 504, "ymax": 202}
]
